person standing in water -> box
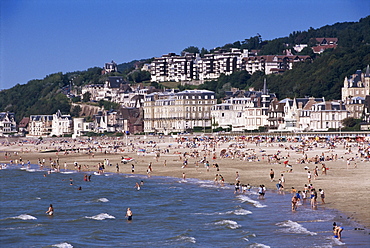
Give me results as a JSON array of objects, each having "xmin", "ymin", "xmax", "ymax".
[
  {"xmin": 333, "ymin": 222, "xmax": 343, "ymax": 240},
  {"xmin": 126, "ymin": 208, "xmax": 133, "ymax": 221},
  {"xmin": 46, "ymin": 204, "xmax": 54, "ymax": 215}
]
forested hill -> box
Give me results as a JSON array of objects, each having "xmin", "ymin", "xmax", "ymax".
[
  {"xmin": 197, "ymin": 15, "xmax": 370, "ymax": 100},
  {"xmin": 1, "ymin": 16, "xmax": 369, "ymax": 121}
]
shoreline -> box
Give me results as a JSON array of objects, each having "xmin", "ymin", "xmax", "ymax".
[{"xmin": 1, "ymin": 136, "xmax": 370, "ymax": 230}]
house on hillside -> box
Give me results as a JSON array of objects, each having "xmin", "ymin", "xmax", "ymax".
[
  {"xmin": 81, "ymin": 76, "xmax": 132, "ymax": 103},
  {"xmin": 311, "ymin": 38, "xmax": 338, "ymax": 54},
  {"xmin": 102, "ymin": 60, "xmax": 118, "ymax": 74}
]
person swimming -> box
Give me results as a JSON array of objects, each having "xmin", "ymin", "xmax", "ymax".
[{"xmin": 46, "ymin": 204, "xmax": 54, "ymax": 216}]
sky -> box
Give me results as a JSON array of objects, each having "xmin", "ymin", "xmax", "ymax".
[{"xmin": 1, "ymin": 0, "xmax": 369, "ymax": 90}]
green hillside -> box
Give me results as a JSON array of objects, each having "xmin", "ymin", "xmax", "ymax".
[{"xmin": 196, "ymin": 15, "xmax": 370, "ymax": 100}]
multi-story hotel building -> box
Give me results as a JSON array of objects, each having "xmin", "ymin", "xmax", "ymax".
[
  {"xmin": 144, "ymin": 90, "xmax": 216, "ymax": 133},
  {"xmin": 150, "ymin": 49, "xmax": 311, "ymax": 83}
]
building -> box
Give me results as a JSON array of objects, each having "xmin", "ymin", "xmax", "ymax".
[
  {"xmin": 242, "ymin": 55, "xmax": 311, "ymax": 75},
  {"xmin": 211, "ymin": 81, "xmax": 276, "ymax": 131},
  {"xmin": 342, "ymin": 66, "xmax": 370, "ymax": 101},
  {"xmin": 0, "ymin": 112, "xmax": 17, "ymax": 136},
  {"xmin": 309, "ymin": 101, "xmax": 349, "ymax": 131},
  {"xmin": 150, "ymin": 50, "xmax": 311, "ymax": 83},
  {"xmin": 144, "ymin": 90, "xmax": 216, "ymax": 133},
  {"xmin": 102, "ymin": 60, "xmax": 118, "ymax": 74},
  {"xmin": 81, "ymin": 76, "xmax": 130, "ymax": 102},
  {"xmin": 267, "ymin": 97, "xmax": 325, "ymax": 132},
  {"xmin": 72, "ymin": 118, "xmax": 94, "ymax": 138},
  {"xmin": 50, "ymin": 110, "xmax": 72, "ymax": 136},
  {"xmin": 342, "ymin": 65, "xmax": 370, "ymax": 119},
  {"xmin": 29, "ymin": 110, "xmax": 72, "ymax": 137},
  {"xmin": 29, "ymin": 115, "xmax": 53, "ymax": 136},
  {"xmin": 312, "ymin": 38, "xmax": 338, "ymax": 54}
]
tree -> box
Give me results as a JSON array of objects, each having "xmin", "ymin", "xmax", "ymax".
[
  {"xmin": 71, "ymin": 105, "xmax": 81, "ymax": 117},
  {"xmin": 342, "ymin": 117, "xmax": 360, "ymax": 128},
  {"xmin": 200, "ymin": 47, "xmax": 209, "ymax": 57},
  {"xmin": 182, "ymin": 46, "xmax": 200, "ymax": 54},
  {"xmin": 82, "ymin": 92, "xmax": 91, "ymax": 102}
]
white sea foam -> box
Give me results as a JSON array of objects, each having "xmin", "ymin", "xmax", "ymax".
[
  {"xmin": 236, "ymin": 195, "xmax": 267, "ymax": 208},
  {"xmin": 233, "ymin": 209, "xmax": 253, "ymax": 215},
  {"xmin": 329, "ymin": 236, "xmax": 346, "ymax": 246},
  {"xmin": 276, "ymin": 220, "xmax": 317, "ymax": 236},
  {"xmin": 52, "ymin": 242, "xmax": 74, "ymax": 248},
  {"xmin": 248, "ymin": 243, "xmax": 271, "ymax": 248},
  {"xmin": 12, "ymin": 214, "xmax": 37, "ymax": 220},
  {"xmin": 97, "ymin": 198, "xmax": 109, "ymax": 203},
  {"xmin": 177, "ymin": 235, "xmax": 196, "ymax": 243},
  {"xmin": 85, "ymin": 213, "xmax": 115, "ymax": 220},
  {"xmin": 215, "ymin": 220, "xmax": 241, "ymax": 229},
  {"xmin": 60, "ymin": 171, "xmax": 75, "ymax": 174}
]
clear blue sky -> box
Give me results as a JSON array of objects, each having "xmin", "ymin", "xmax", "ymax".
[{"xmin": 1, "ymin": 0, "xmax": 369, "ymax": 90}]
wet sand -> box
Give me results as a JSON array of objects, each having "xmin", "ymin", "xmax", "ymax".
[{"xmin": 1, "ymin": 136, "xmax": 369, "ymax": 229}]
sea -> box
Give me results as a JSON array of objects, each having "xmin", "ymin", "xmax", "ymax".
[{"xmin": 0, "ymin": 163, "xmax": 369, "ymax": 248}]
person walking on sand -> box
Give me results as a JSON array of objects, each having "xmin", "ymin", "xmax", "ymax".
[
  {"xmin": 235, "ymin": 171, "xmax": 240, "ymax": 181},
  {"xmin": 307, "ymin": 171, "xmax": 312, "ymax": 184},
  {"xmin": 126, "ymin": 208, "xmax": 133, "ymax": 221},
  {"xmin": 269, "ymin": 169, "xmax": 275, "ymax": 182},
  {"xmin": 46, "ymin": 204, "xmax": 54, "ymax": 216},
  {"xmin": 280, "ymin": 174, "xmax": 285, "ymax": 187}
]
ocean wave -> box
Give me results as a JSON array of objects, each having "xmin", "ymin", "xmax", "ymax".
[
  {"xmin": 176, "ymin": 235, "xmax": 196, "ymax": 243},
  {"xmin": 60, "ymin": 171, "xmax": 75, "ymax": 174},
  {"xmin": 276, "ymin": 220, "xmax": 317, "ymax": 236},
  {"xmin": 248, "ymin": 243, "xmax": 271, "ymax": 248},
  {"xmin": 232, "ymin": 209, "xmax": 253, "ymax": 215},
  {"xmin": 236, "ymin": 195, "xmax": 267, "ymax": 208},
  {"xmin": 214, "ymin": 220, "xmax": 241, "ymax": 229},
  {"xmin": 11, "ymin": 214, "xmax": 37, "ymax": 220},
  {"xmin": 52, "ymin": 242, "xmax": 74, "ymax": 248},
  {"xmin": 97, "ymin": 198, "xmax": 109, "ymax": 203},
  {"xmin": 85, "ymin": 213, "xmax": 115, "ymax": 220},
  {"xmin": 329, "ymin": 236, "xmax": 346, "ymax": 246}
]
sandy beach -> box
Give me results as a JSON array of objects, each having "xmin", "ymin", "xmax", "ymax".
[{"xmin": 1, "ymin": 135, "xmax": 369, "ymax": 230}]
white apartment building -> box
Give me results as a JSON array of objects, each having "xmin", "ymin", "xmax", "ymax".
[
  {"xmin": 150, "ymin": 50, "xmax": 311, "ymax": 83},
  {"xmin": 50, "ymin": 110, "xmax": 72, "ymax": 136},
  {"xmin": 144, "ymin": 90, "xmax": 215, "ymax": 133},
  {"xmin": 211, "ymin": 84, "xmax": 275, "ymax": 131},
  {"xmin": 29, "ymin": 115, "xmax": 53, "ymax": 136},
  {"xmin": 72, "ymin": 117, "xmax": 94, "ymax": 138},
  {"xmin": 29, "ymin": 111, "xmax": 72, "ymax": 137},
  {"xmin": 309, "ymin": 101, "xmax": 349, "ymax": 131}
]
